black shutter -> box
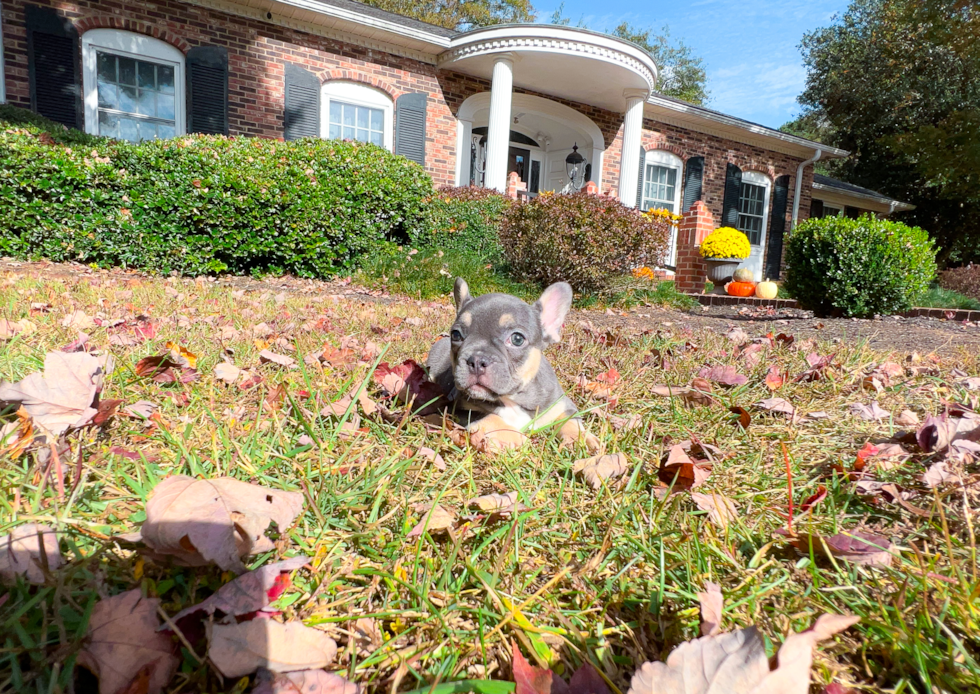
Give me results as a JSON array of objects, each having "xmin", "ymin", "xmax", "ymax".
[
  {"xmin": 395, "ymin": 92, "xmax": 427, "ymax": 166},
  {"xmin": 283, "ymin": 63, "xmax": 320, "ymax": 140},
  {"xmin": 186, "ymin": 46, "xmax": 229, "ymax": 135},
  {"xmin": 809, "ymin": 199, "xmax": 824, "ymax": 219},
  {"xmin": 764, "ymin": 175, "xmax": 790, "ymax": 280},
  {"xmin": 845, "ymin": 206, "xmax": 861, "ymax": 219},
  {"xmin": 635, "ymin": 147, "xmax": 646, "ymax": 208},
  {"xmin": 722, "ymin": 162, "xmax": 743, "ymax": 228},
  {"xmin": 26, "ymin": 4, "xmax": 80, "ymax": 129},
  {"xmin": 682, "ymin": 155, "xmax": 704, "ymax": 211}
]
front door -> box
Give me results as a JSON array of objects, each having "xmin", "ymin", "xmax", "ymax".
[
  {"xmin": 737, "ymin": 177, "xmax": 770, "ymax": 281},
  {"xmin": 508, "ymin": 146, "xmax": 531, "ymax": 186}
]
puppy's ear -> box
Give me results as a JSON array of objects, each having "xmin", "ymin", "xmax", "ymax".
[
  {"xmin": 453, "ymin": 277, "xmax": 472, "ymax": 314},
  {"xmin": 534, "ymin": 282, "xmax": 572, "ymax": 344}
]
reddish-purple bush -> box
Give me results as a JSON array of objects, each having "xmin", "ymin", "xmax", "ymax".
[
  {"xmin": 499, "ymin": 192, "xmax": 671, "ymax": 294},
  {"xmin": 939, "ymin": 264, "xmax": 980, "ymax": 302}
]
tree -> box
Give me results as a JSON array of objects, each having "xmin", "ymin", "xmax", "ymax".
[
  {"xmin": 610, "ymin": 23, "xmax": 709, "ymax": 106},
  {"xmin": 362, "ymin": 0, "xmax": 533, "ymax": 31},
  {"xmin": 797, "ymin": 0, "xmax": 980, "ymax": 264}
]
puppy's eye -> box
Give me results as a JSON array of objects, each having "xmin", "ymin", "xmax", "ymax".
[
  {"xmin": 510, "ymin": 332, "xmax": 526, "ymax": 347},
  {"xmin": 450, "ymin": 329, "xmax": 463, "ymax": 342}
]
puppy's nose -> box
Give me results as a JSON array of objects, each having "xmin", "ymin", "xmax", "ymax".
[{"xmin": 466, "ymin": 355, "xmax": 490, "ymax": 376}]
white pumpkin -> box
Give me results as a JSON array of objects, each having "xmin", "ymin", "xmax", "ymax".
[
  {"xmin": 755, "ymin": 279, "xmax": 778, "ymax": 300},
  {"xmin": 732, "ymin": 267, "xmax": 754, "ymax": 283}
]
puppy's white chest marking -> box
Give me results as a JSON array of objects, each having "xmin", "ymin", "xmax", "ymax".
[{"xmin": 496, "ymin": 397, "xmax": 533, "ymax": 429}]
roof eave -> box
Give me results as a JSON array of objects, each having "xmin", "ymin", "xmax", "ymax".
[{"xmin": 812, "ymin": 182, "xmax": 915, "ymax": 211}]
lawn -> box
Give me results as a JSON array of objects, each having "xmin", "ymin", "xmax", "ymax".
[{"xmin": 1, "ymin": 267, "xmax": 979, "ymax": 694}]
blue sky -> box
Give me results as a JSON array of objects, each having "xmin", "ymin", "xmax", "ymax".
[{"xmin": 539, "ymin": 0, "xmax": 849, "ymax": 128}]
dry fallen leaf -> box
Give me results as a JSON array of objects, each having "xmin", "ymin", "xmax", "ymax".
[
  {"xmin": 764, "ymin": 365, "xmax": 784, "ymax": 390},
  {"xmin": 691, "ymin": 492, "xmax": 738, "ymax": 529},
  {"xmin": 466, "ymin": 491, "xmax": 526, "ymax": 515},
  {"xmin": 697, "ymin": 365, "xmax": 748, "ymax": 387},
  {"xmin": 171, "ymin": 556, "xmax": 308, "ymax": 622},
  {"xmin": 916, "ymin": 414, "xmax": 980, "ymax": 454},
  {"xmin": 0, "ymin": 318, "xmax": 37, "ymax": 340},
  {"xmin": 849, "ymin": 401, "xmax": 890, "ymax": 421},
  {"xmin": 784, "ymin": 530, "xmax": 895, "ymax": 566},
  {"xmin": 0, "ymin": 351, "xmax": 103, "ymax": 437},
  {"xmin": 260, "ymin": 350, "xmax": 297, "ymax": 369},
  {"xmin": 572, "ymin": 452, "xmax": 630, "ymax": 489},
  {"xmin": 0, "ymin": 524, "xmax": 62, "ymax": 585},
  {"xmin": 407, "ymin": 504, "xmax": 456, "ymax": 538},
  {"xmin": 650, "ymin": 384, "xmax": 714, "ymax": 408},
  {"xmin": 895, "ymin": 409, "xmax": 920, "ymax": 427},
  {"xmin": 627, "ymin": 613, "xmax": 859, "ymax": 694},
  {"xmin": 922, "ymin": 460, "xmax": 960, "ymax": 488},
  {"xmin": 415, "ymin": 446, "xmax": 447, "ymax": 471},
  {"xmin": 213, "ymin": 362, "xmax": 242, "ymax": 384},
  {"xmin": 77, "ymin": 590, "xmax": 178, "ymax": 694},
  {"xmin": 697, "ymin": 582, "xmax": 724, "ymax": 636},
  {"xmin": 512, "ymin": 641, "xmax": 611, "ymax": 694},
  {"xmin": 659, "ymin": 446, "xmax": 712, "ymax": 490},
  {"xmin": 140, "ymin": 476, "xmax": 304, "ymax": 573},
  {"xmin": 253, "ymin": 668, "xmax": 360, "ymax": 694},
  {"xmin": 209, "ymin": 620, "xmax": 338, "ymax": 678},
  {"xmin": 757, "ymin": 397, "xmax": 796, "ymax": 417}
]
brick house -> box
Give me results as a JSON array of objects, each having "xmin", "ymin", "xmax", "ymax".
[{"xmin": 0, "ymin": 0, "xmax": 911, "ymax": 280}]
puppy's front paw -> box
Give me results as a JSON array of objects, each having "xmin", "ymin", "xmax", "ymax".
[
  {"xmin": 559, "ymin": 418, "xmax": 602, "ymax": 454},
  {"xmin": 468, "ymin": 414, "xmax": 528, "ymax": 454}
]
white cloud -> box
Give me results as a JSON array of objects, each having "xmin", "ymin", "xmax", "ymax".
[{"xmin": 708, "ymin": 61, "xmax": 808, "ymax": 124}]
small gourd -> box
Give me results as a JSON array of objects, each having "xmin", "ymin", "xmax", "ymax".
[
  {"xmin": 755, "ymin": 279, "xmax": 778, "ymax": 300},
  {"xmin": 732, "ymin": 267, "xmax": 754, "ymax": 283},
  {"xmin": 726, "ymin": 281, "xmax": 756, "ymax": 297}
]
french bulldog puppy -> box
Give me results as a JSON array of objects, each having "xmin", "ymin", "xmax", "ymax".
[{"xmin": 427, "ymin": 278, "xmax": 598, "ymax": 449}]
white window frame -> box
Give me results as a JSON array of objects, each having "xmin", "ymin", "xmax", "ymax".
[
  {"xmin": 737, "ymin": 170, "xmax": 772, "ymax": 246},
  {"xmin": 640, "ymin": 150, "xmax": 683, "ymax": 213},
  {"xmin": 822, "ymin": 204, "xmax": 843, "ymax": 218},
  {"xmin": 81, "ymin": 29, "xmax": 185, "ymax": 140},
  {"xmin": 320, "ymin": 81, "xmax": 393, "ymax": 151}
]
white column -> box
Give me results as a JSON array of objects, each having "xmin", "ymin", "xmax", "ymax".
[
  {"xmin": 485, "ymin": 53, "xmax": 516, "ymax": 192},
  {"xmin": 618, "ymin": 89, "xmax": 648, "ymax": 207}
]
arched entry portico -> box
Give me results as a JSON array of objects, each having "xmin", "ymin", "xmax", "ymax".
[{"xmin": 454, "ymin": 92, "xmax": 605, "ymax": 195}]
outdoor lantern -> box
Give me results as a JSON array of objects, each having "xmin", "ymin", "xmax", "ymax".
[{"xmin": 565, "ymin": 143, "xmax": 586, "ymax": 190}]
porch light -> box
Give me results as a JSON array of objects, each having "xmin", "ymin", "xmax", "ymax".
[{"xmin": 565, "ymin": 143, "xmax": 586, "ymax": 190}]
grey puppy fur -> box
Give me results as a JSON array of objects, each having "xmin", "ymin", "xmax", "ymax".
[{"xmin": 427, "ymin": 277, "xmax": 596, "ymax": 446}]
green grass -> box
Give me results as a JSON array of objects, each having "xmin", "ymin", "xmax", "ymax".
[
  {"xmin": 918, "ymin": 286, "xmax": 980, "ymax": 311},
  {"xmin": 1, "ymin": 268, "xmax": 979, "ymax": 693},
  {"xmin": 576, "ymin": 278, "xmax": 699, "ymax": 311}
]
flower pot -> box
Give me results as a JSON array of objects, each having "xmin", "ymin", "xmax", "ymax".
[{"xmin": 703, "ymin": 257, "xmax": 741, "ymax": 293}]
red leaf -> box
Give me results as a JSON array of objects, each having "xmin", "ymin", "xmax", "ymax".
[
  {"xmin": 697, "ymin": 365, "xmax": 748, "ymax": 387},
  {"xmin": 764, "ymin": 365, "xmax": 784, "ymax": 390},
  {"xmin": 799, "ymin": 485, "xmax": 828, "ymax": 513},
  {"xmin": 567, "ymin": 663, "xmax": 611, "ymax": 694},
  {"xmin": 512, "ymin": 642, "xmax": 566, "ymax": 694},
  {"xmin": 854, "ymin": 442, "xmax": 879, "ymax": 471},
  {"xmin": 595, "ymin": 367, "xmax": 620, "ymax": 385}
]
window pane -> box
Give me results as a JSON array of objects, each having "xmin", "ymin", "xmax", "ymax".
[
  {"xmin": 118, "ymin": 57, "xmax": 137, "ymax": 85},
  {"xmin": 138, "ymin": 62, "xmax": 156, "ymax": 90},
  {"xmin": 119, "ymin": 85, "xmax": 137, "ymax": 113},
  {"xmin": 98, "ymin": 111, "xmax": 119, "ymax": 138},
  {"xmin": 370, "ymin": 109, "xmax": 384, "ymax": 131},
  {"xmin": 157, "ymin": 124, "xmax": 175, "ymax": 139},
  {"xmin": 328, "ymin": 123, "xmax": 341, "ymax": 139},
  {"xmin": 329, "ymin": 101, "xmax": 341, "ymax": 124},
  {"xmin": 342, "ymin": 105, "xmax": 355, "ymax": 127},
  {"xmin": 370, "ymin": 131, "xmax": 383, "ymax": 146},
  {"xmin": 98, "ymin": 81, "xmax": 118, "ymax": 110},
  {"xmin": 119, "ymin": 117, "xmax": 139, "ymax": 142},
  {"xmin": 158, "ymin": 66, "xmax": 174, "ymax": 94},
  {"xmin": 157, "ymin": 94, "xmax": 175, "ymax": 120},
  {"xmin": 139, "ymin": 122, "xmax": 157, "ymax": 141},
  {"xmin": 343, "ymin": 126, "xmax": 355, "ymax": 140},
  {"xmin": 97, "ymin": 52, "xmax": 116, "ymax": 81},
  {"xmin": 356, "ymin": 128, "xmax": 368, "ymax": 142},
  {"xmin": 137, "ymin": 89, "xmax": 156, "ymax": 117},
  {"xmin": 356, "ymin": 107, "xmax": 368, "ymax": 129}
]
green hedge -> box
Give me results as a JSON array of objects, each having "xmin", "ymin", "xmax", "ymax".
[
  {"xmin": 416, "ymin": 186, "xmax": 513, "ymax": 267},
  {"xmin": 784, "ymin": 214, "xmax": 937, "ymax": 317},
  {"xmin": 0, "ymin": 106, "xmax": 432, "ymax": 277}
]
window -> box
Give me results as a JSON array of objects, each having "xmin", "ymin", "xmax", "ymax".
[
  {"xmin": 641, "ymin": 150, "xmax": 682, "ymax": 212},
  {"xmin": 736, "ymin": 171, "xmax": 772, "ymax": 245},
  {"xmin": 822, "ymin": 204, "xmax": 842, "ymax": 218},
  {"xmin": 321, "ymin": 82, "xmax": 393, "ymax": 150},
  {"xmin": 81, "ymin": 29, "xmax": 185, "ymax": 142}
]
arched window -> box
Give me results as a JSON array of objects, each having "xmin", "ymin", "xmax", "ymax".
[
  {"xmin": 81, "ymin": 29, "xmax": 185, "ymax": 142},
  {"xmin": 736, "ymin": 171, "xmax": 772, "ymax": 246},
  {"xmin": 640, "ymin": 150, "xmax": 683, "ymax": 213},
  {"xmin": 321, "ymin": 81, "xmax": 393, "ymax": 150}
]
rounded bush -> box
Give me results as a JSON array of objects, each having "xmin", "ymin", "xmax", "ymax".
[
  {"xmin": 0, "ymin": 109, "xmax": 431, "ymax": 278},
  {"xmin": 420, "ymin": 186, "xmax": 513, "ymax": 266},
  {"xmin": 700, "ymin": 226, "xmax": 751, "ymax": 259},
  {"xmin": 784, "ymin": 214, "xmax": 937, "ymax": 317},
  {"xmin": 499, "ymin": 192, "xmax": 671, "ymax": 294}
]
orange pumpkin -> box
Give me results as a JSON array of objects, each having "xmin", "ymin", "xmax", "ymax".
[{"xmin": 726, "ymin": 281, "xmax": 756, "ymax": 297}]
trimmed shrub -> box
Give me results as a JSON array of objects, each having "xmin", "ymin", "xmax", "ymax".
[
  {"xmin": 784, "ymin": 214, "xmax": 937, "ymax": 317},
  {"xmin": 939, "ymin": 264, "xmax": 980, "ymax": 302},
  {"xmin": 419, "ymin": 186, "xmax": 512, "ymax": 266},
  {"xmin": 499, "ymin": 192, "xmax": 671, "ymax": 294},
  {"xmin": 0, "ymin": 108, "xmax": 431, "ymax": 277}
]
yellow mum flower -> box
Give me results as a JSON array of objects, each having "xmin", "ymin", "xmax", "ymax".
[{"xmin": 700, "ymin": 227, "xmax": 751, "ymax": 259}]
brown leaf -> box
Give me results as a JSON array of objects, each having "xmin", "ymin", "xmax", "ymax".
[
  {"xmin": 0, "ymin": 524, "xmax": 62, "ymax": 585},
  {"xmin": 0, "ymin": 351, "xmax": 103, "ymax": 437},
  {"xmin": 650, "ymin": 384, "xmax": 714, "ymax": 408},
  {"xmin": 764, "ymin": 366, "xmax": 784, "ymax": 390},
  {"xmin": 627, "ymin": 613, "xmax": 859, "ymax": 694},
  {"xmin": 786, "ymin": 531, "xmax": 894, "ymax": 566},
  {"xmin": 77, "ymin": 590, "xmax": 178, "ymax": 694},
  {"xmin": 407, "ymin": 504, "xmax": 456, "ymax": 538},
  {"xmin": 729, "ymin": 406, "xmax": 751, "ymax": 430},
  {"xmin": 922, "ymin": 461, "xmax": 960, "ymax": 488},
  {"xmin": 467, "ymin": 491, "xmax": 526, "ymax": 515},
  {"xmin": 697, "ymin": 365, "xmax": 748, "ymax": 387},
  {"xmin": 416, "ymin": 446, "xmax": 447, "ymax": 471},
  {"xmin": 253, "ymin": 668, "xmax": 360, "ymax": 694},
  {"xmin": 849, "ymin": 401, "xmax": 890, "ymax": 421},
  {"xmin": 757, "ymin": 397, "xmax": 796, "ymax": 417},
  {"xmin": 259, "ymin": 350, "xmax": 296, "ymax": 369},
  {"xmin": 572, "ymin": 452, "xmax": 630, "ymax": 489},
  {"xmin": 725, "ymin": 327, "xmax": 749, "ymax": 345},
  {"xmin": 915, "ymin": 414, "xmax": 980, "ymax": 453},
  {"xmin": 659, "ymin": 446, "xmax": 712, "ymax": 490},
  {"xmin": 691, "ymin": 492, "xmax": 738, "ymax": 529},
  {"xmin": 213, "ymin": 362, "xmax": 242, "ymax": 384},
  {"xmin": 92, "ymin": 399, "xmax": 123, "ymax": 427},
  {"xmin": 165, "ymin": 342, "xmax": 197, "ymax": 369},
  {"xmin": 135, "ymin": 354, "xmax": 180, "ymax": 379},
  {"xmin": 208, "ymin": 620, "xmax": 338, "ymax": 678},
  {"xmin": 141, "ymin": 476, "xmax": 304, "ymax": 573},
  {"xmin": 895, "ymin": 409, "xmax": 920, "ymax": 427},
  {"xmin": 0, "ymin": 318, "xmax": 37, "ymax": 340},
  {"xmin": 512, "ymin": 641, "xmax": 567, "ymax": 694},
  {"xmin": 171, "ymin": 556, "xmax": 308, "ymax": 622},
  {"xmin": 696, "ymin": 582, "xmax": 723, "ymax": 636},
  {"xmin": 372, "ymin": 360, "xmax": 447, "ymax": 413}
]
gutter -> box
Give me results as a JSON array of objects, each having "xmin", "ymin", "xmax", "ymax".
[{"xmin": 792, "ymin": 149, "xmax": 822, "ymax": 228}]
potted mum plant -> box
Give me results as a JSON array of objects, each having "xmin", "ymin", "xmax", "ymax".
[{"xmin": 699, "ymin": 227, "xmax": 751, "ymax": 292}]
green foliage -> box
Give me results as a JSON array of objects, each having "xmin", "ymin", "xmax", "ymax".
[
  {"xmin": 798, "ymin": 0, "xmax": 980, "ymax": 264},
  {"xmin": 358, "ymin": 0, "xmax": 533, "ymax": 30},
  {"xmin": 610, "ymin": 23, "xmax": 709, "ymax": 105},
  {"xmin": 420, "ymin": 186, "xmax": 512, "ymax": 267},
  {"xmin": 0, "ymin": 110, "xmax": 432, "ymax": 278},
  {"xmin": 500, "ymin": 192, "xmax": 671, "ymax": 295},
  {"xmin": 0, "ymin": 104, "xmax": 101, "ymax": 146},
  {"xmin": 919, "ymin": 286, "xmax": 980, "ymax": 311},
  {"xmin": 784, "ymin": 214, "xmax": 937, "ymax": 318},
  {"xmin": 356, "ymin": 243, "xmax": 531, "ymax": 300}
]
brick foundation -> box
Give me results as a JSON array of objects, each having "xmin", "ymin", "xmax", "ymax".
[{"xmin": 674, "ymin": 201, "xmax": 715, "ymax": 293}]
